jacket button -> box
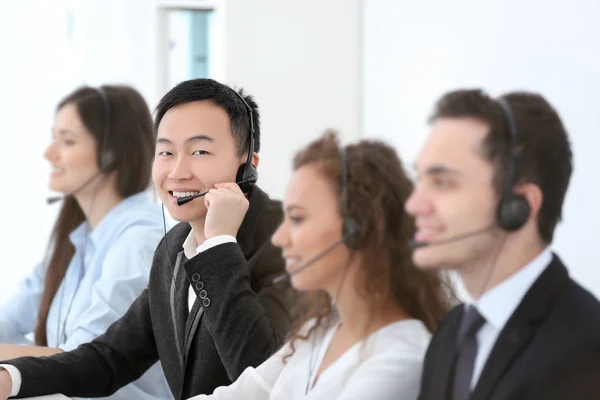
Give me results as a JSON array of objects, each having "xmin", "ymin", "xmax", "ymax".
[
  {"xmin": 191, "ymin": 273, "xmax": 200, "ymax": 282},
  {"xmin": 195, "ymin": 281, "xmax": 204, "ymax": 291},
  {"xmin": 202, "ymin": 298, "xmax": 211, "ymax": 308},
  {"xmin": 199, "ymin": 289, "xmax": 207, "ymax": 299}
]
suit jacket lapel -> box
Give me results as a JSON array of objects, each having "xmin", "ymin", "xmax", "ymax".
[
  {"xmin": 169, "ymin": 250, "xmax": 189, "ymax": 368},
  {"xmin": 176, "ymin": 251, "xmax": 191, "ymax": 356},
  {"xmin": 184, "ymin": 298, "xmax": 204, "ymax": 356},
  {"xmin": 470, "ymin": 255, "xmax": 569, "ymax": 400},
  {"xmin": 470, "ymin": 317, "xmax": 532, "ymax": 400}
]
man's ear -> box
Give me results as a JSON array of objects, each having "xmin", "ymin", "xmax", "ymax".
[
  {"xmin": 251, "ymin": 152, "xmax": 260, "ymax": 169},
  {"xmin": 515, "ymin": 183, "xmax": 543, "ymax": 218}
]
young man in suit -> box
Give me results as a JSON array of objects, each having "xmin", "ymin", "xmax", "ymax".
[
  {"xmin": 0, "ymin": 78, "xmax": 296, "ymax": 399},
  {"xmin": 407, "ymin": 89, "xmax": 600, "ymax": 400}
]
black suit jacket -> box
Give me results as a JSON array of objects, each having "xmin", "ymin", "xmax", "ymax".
[
  {"xmin": 418, "ymin": 254, "xmax": 600, "ymax": 400},
  {"xmin": 4, "ymin": 187, "xmax": 297, "ymax": 399}
]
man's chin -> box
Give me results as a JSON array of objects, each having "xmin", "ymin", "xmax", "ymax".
[
  {"xmin": 164, "ymin": 203, "xmax": 206, "ymax": 222},
  {"xmin": 171, "ymin": 212, "xmax": 206, "ymax": 224}
]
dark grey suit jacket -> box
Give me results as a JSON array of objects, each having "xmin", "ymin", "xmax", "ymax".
[
  {"xmin": 418, "ymin": 254, "xmax": 600, "ymax": 400},
  {"xmin": 3, "ymin": 187, "xmax": 296, "ymax": 399}
]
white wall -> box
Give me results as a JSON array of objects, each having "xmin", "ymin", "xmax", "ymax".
[
  {"xmin": 0, "ymin": 0, "xmax": 360, "ymax": 301},
  {"xmin": 0, "ymin": 1, "xmax": 80, "ymax": 297},
  {"xmin": 223, "ymin": 0, "xmax": 361, "ymax": 197},
  {"xmin": 72, "ymin": 0, "xmax": 361, "ymax": 198},
  {"xmin": 362, "ymin": 0, "xmax": 600, "ymax": 296}
]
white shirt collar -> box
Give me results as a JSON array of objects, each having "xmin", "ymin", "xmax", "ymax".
[
  {"xmin": 182, "ymin": 230, "xmax": 198, "ymax": 260},
  {"xmin": 464, "ymin": 247, "xmax": 553, "ymax": 331}
]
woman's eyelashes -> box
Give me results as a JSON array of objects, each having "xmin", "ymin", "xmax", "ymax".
[{"xmin": 289, "ymin": 215, "xmax": 305, "ymax": 225}]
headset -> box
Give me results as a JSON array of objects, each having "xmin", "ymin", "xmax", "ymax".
[
  {"xmin": 93, "ymin": 86, "xmax": 116, "ymax": 173},
  {"xmin": 176, "ymin": 87, "xmax": 258, "ymax": 206},
  {"xmin": 495, "ymin": 97, "xmax": 531, "ymax": 231},
  {"xmin": 230, "ymin": 89, "xmax": 258, "ymax": 192},
  {"xmin": 339, "ymin": 146, "xmax": 360, "ymax": 250}
]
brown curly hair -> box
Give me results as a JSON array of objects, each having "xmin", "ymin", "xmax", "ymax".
[{"xmin": 283, "ymin": 130, "xmax": 456, "ymax": 362}]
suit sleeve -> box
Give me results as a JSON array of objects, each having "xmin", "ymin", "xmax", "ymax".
[
  {"xmin": 1, "ymin": 287, "xmax": 160, "ymax": 399},
  {"xmin": 185, "ymin": 239, "xmax": 295, "ymax": 381}
]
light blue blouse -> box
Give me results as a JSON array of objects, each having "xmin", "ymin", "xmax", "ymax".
[{"xmin": 0, "ymin": 191, "xmax": 171, "ymax": 400}]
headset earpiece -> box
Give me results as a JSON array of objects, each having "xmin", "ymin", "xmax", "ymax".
[
  {"xmin": 339, "ymin": 146, "xmax": 360, "ymax": 250},
  {"xmin": 496, "ymin": 97, "xmax": 531, "ymax": 232},
  {"xmin": 94, "ymin": 87, "xmax": 116, "ymax": 174},
  {"xmin": 99, "ymin": 151, "xmax": 116, "ymax": 173},
  {"xmin": 342, "ymin": 218, "xmax": 359, "ymax": 250},
  {"xmin": 231, "ymin": 88, "xmax": 258, "ymax": 193},
  {"xmin": 236, "ymin": 162, "xmax": 258, "ymax": 193},
  {"xmin": 497, "ymin": 194, "xmax": 530, "ymax": 231}
]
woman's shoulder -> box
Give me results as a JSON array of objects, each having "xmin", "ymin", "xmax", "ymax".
[
  {"xmin": 367, "ymin": 318, "xmax": 432, "ymax": 360},
  {"xmin": 107, "ymin": 195, "xmax": 163, "ymax": 233},
  {"xmin": 94, "ymin": 195, "xmax": 165, "ymax": 249}
]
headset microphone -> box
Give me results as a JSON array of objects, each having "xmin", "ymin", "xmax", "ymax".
[
  {"xmin": 272, "ymin": 234, "xmax": 354, "ymax": 285},
  {"xmin": 46, "ymin": 171, "xmax": 104, "ymax": 204},
  {"xmin": 408, "ymin": 225, "xmax": 495, "ymax": 250},
  {"xmin": 176, "ymin": 177, "xmax": 254, "ymax": 206}
]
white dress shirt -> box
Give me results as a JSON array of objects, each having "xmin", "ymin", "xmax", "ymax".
[
  {"xmin": 187, "ymin": 316, "xmax": 432, "ymax": 400},
  {"xmin": 463, "ymin": 247, "xmax": 553, "ymax": 389}
]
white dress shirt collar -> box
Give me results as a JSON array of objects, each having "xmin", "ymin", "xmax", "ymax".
[
  {"xmin": 182, "ymin": 230, "xmax": 199, "ymax": 260},
  {"xmin": 464, "ymin": 247, "xmax": 553, "ymax": 331}
]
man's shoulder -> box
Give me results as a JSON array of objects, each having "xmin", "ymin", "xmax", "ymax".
[
  {"xmin": 250, "ymin": 186, "xmax": 282, "ymax": 214},
  {"xmin": 160, "ymin": 222, "xmax": 192, "ymax": 252},
  {"xmin": 245, "ymin": 186, "xmax": 284, "ymax": 242},
  {"xmin": 555, "ymin": 277, "xmax": 600, "ymax": 331}
]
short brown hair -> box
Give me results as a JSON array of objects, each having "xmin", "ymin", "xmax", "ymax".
[
  {"xmin": 430, "ymin": 89, "xmax": 573, "ymax": 243},
  {"xmin": 284, "ymin": 130, "xmax": 456, "ymax": 361}
]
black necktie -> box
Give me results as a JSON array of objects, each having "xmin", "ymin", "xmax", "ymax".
[{"xmin": 452, "ymin": 306, "xmax": 486, "ymax": 400}]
